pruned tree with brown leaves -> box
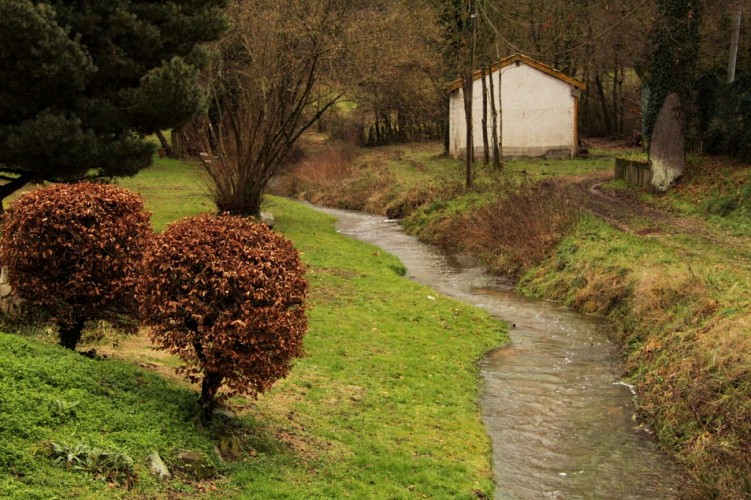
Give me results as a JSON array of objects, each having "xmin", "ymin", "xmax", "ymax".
[
  {"xmin": 0, "ymin": 183, "xmax": 152, "ymax": 350},
  {"xmin": 138, "ymin": 214, "xmax": 308, "ymax": 422}
]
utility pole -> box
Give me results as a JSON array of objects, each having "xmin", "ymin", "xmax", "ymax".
[
  {"xmin": 465, "ymin": 0, "xmax": 478, "ymax": 188},
  {"xmin": 728, "ymin": 2, "xmax": 743, "ymax": 83}
]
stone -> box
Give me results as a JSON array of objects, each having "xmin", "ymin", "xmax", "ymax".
[
  {"xmin": 173, "ymin": 450, "xmax": 217, "ymax": 481},
  {"xmin": 147, "ymin": 451, "xmax": 172, "ymax": 482},
  {"xmin": 649, "ymin": 92, "xmax": 686, "ymax": 192},
  {"xmin": 260, "ymin": 212, "xmax": 275, "ymax": 228}
]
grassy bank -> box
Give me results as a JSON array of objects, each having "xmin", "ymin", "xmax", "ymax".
[
  {"xmin": 280, "ymin": 141, "xmax": 751, "ymax": 498},
  {"xmin": 519, "ymin": 214, "xmax": 751, "ymax": 497},
  {"xmin": 0, "ymin": 158, "xmax": 507, "ymax": 498}
]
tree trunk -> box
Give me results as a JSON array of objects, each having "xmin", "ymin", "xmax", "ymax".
[
  {"xmin": 618, "ymin": 64, "xmax": 626, "ymax": 136},
  {"xmin": 464, "ymin": 0, "xmax": 477, "ymax": 189},
  {"xmin": 488, "ymin": 62, "xmax": 501, "ymax": 170},
  {"xmin": 611, "ymin": 60, "xmax": 620, "ymax": 136},
  {"xmin": 200, "ymin": 370, "xmax": 224, "ymax": 425},
  {"xmin": 595, "ymin": 73, "xmax": 614, "ymax": 136},
  {"xmin": 462, "ymin": 77, "xmax": 473, "ymax": 187},
  {"xmin": 155, "ymin": 130, "xmax": 174, "ymax": 158},
  {"xmin": 171, "ymin": 129, "xmax": 185, "ymax": 159},
  {"xmin": 497, "ymin": 61, "xmax": 503, "ymax": 168},
  {"xmin": 481, "ymin": 66, "xmax": 490, "ymax": 165},
  {"xmin": 59, "ymin": 317, "xmax": 86, "ymax": 350},
  {"xmin": 728, "ymin": 3, "xmax": 743, "ymax": 83}
]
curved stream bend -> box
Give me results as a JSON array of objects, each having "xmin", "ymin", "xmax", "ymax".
[{"xmin": 316, "ymin": 206, "xmax": 680, "ymax": 499}]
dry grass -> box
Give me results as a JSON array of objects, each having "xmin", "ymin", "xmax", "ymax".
[
  {"xmin": 459, "ymin": 180, "xmax": 582, "ymax": 276},
  {"xmin": 570, "ymin": 265, "xmax": 630, "ymax": 315},
  {"xmin": 272, "ymin": 141, "xmax": 359, "ymax": 203},
  {"xmin": 630, "ymin": 271, "xmax": 718, "ymax": 332}
]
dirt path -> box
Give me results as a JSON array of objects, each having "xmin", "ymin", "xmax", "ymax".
[{"xmin": 566, "ymin": 172, "xmax": 751, "ymax": 268}]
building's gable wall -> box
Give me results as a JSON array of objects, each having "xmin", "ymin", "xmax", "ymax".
[{"xmin": 449, "ymin": 62, "xmax": 578, "ymax": 159}]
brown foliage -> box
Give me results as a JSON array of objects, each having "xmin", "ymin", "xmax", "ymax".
[
  {"xmin": 138, "ymin": 214, "xmax": 308, "ymax": 418},
  {"xmin": 272, "ymin": 141, "xmax": 358, "ymax": 201},
  {"xmin": 462, "ymin": 180, "xmax": 582, "ymax": 276},
  {"xmin": 0, "ymin": 182, "xmax": 152, "ymax": 349}
]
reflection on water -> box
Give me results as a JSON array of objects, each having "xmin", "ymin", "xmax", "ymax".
[{"xmin": 314, "ymin": 206, "xmax": 681, "ymax": 499}]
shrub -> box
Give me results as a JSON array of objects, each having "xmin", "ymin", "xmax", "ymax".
[
  {"xmin": 0, "ymin": 183, "xmax": 152, "ymax": 349},
  {"xmin": 139, "ymin": 214, "xmax": 308, "ymax": 421},
  {"xmin": 461, "ymin": 180, "xmax": 582, "ymax": 276}
]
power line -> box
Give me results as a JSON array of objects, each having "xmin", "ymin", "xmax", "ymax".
[{"xmin": 478, "ymin": 0, "xmax": 651, "ymax": 59}]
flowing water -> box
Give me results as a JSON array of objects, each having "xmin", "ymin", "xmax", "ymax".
[{"xmin": 315, "ymin": 206, "xmax": 681, "ymax": 499}]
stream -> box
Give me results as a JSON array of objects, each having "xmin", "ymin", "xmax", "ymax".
[{"xmin": 315, "ymin": 206, "xmax": 681, "ymax": 499}]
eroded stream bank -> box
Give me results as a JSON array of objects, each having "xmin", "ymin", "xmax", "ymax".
[{"xmin": 315, "ymin": 206, "xmax": 681, "ymax": 499}]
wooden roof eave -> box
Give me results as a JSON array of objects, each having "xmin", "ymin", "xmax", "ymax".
[{"xmin": 445, "ymin": 53, "xmax": 586, "ymax": 94}]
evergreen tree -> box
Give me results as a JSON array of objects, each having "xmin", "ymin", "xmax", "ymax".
[{"xmin": 0, "ymin": 0, "xmax": 226, "ymax": 208}]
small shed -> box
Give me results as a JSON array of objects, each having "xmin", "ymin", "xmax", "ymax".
[{"xmin": 447, "ymin": 53, "xmax": 586, "ymax": 160}]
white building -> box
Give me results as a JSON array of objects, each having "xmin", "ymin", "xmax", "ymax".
[{"xmin": 448, "ymin": 53, "xmax": 586, "ymax": 160}]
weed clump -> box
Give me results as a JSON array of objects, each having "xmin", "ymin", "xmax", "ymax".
[
  {"xmin": 139, "ymin": 214, "xmax": 308, "ymax": 422},
  {"xmin": 1, "ymin": 183, "xmax": 152, "ymax": 350},
  {"xmin": 49, "ymin": 441, "xmax": 136, "ymax": 489},
  {"xmin": 273, "ymin": 141, "xmax": 359, "ymax": 202}
]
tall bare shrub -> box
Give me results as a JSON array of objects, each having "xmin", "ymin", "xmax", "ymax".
[
  {"xmin": 463, "ymin": 180, "xmax": 581, "ymax": 276},
  {"xmin": 184, "ymin": 0, "xmax": 350, "ymax": 216}
]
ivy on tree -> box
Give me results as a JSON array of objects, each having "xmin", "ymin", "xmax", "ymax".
[
  {"xmin": 0, "ymin": 0, "xmax": 226, "ymax": 210},
  {"xmin": 644, "ymin": 0, "xmax": 703, "ymax": 142}
]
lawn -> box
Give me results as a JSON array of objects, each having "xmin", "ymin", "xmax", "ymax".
[{"xmin": 0, "ymin": 156, "xmax": 507, "ymax": 498}]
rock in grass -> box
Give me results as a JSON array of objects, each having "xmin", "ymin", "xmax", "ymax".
[
  {"xmin": 147, "ymin": 451, "xmax": 172, "ymax": 482},
  {"xmin": 260, "ymin": 212, "xmax": 275, "ymax": 228},
  {"xmin": 173, "ymin": 450, "xmax": 217, "ymax": 481}
]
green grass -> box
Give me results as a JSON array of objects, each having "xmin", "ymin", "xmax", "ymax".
[
  {"xmin": 116, "ymin": 157, "xmax": 214, "ymax": 231},
  {"xmin": 0, "ymin": 155, "xmax": 507, "ymax": 498},
  {"xmin": 0, "ymin": 334, "xmax": 222, "ymax": 499},
  {"xmin": 284, "ymin": 142, "xmax": 751, "ymax": 497}
]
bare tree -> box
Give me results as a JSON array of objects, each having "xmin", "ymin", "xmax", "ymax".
[
  {"xmin": 185, "ymin": 1, "xmax": 347, "ymax": 216},
  {"xmin": 488, "ymin": 58, "xmax": 502, "ymax": 170}
]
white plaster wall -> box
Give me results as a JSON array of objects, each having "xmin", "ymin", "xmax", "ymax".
[
  {"xmin": 449, "ymin": 63, "xmax": 577, "ymax": 159},
  {"xmin": 448, "ymin": 90, "xmax": 465, "ymax": 158}
]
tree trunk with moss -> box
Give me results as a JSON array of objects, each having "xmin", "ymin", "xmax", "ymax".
[{"xmin": 645, "ymin": 0, "xmax": 702, "ymax": 190}]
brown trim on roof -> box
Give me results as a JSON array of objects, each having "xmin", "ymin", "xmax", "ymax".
[{"xmin": 446, "ymin": 53, "xmax": 586, "ymax": 93}]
